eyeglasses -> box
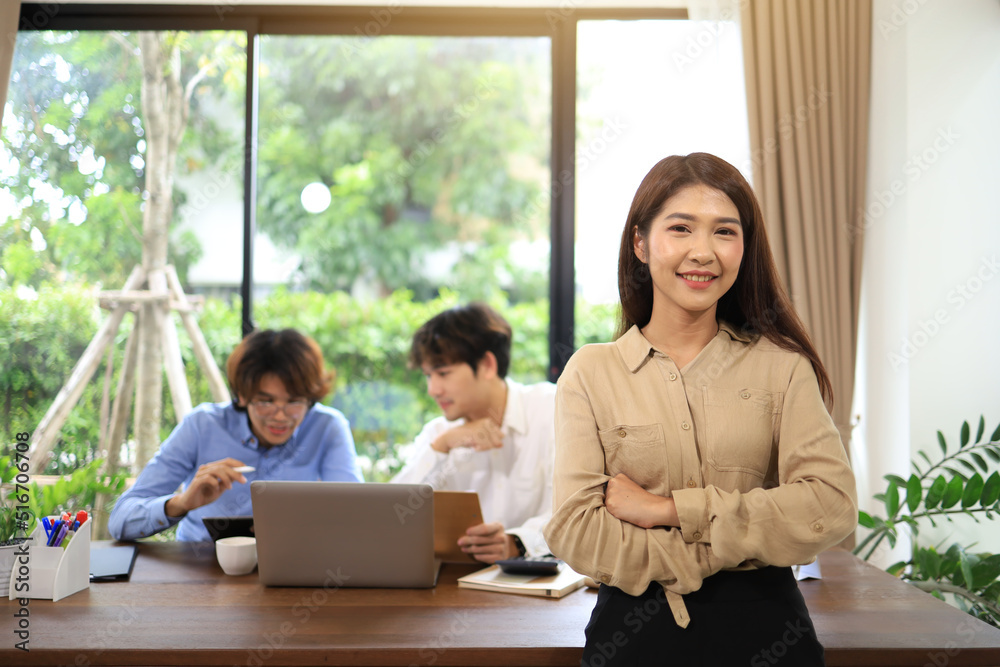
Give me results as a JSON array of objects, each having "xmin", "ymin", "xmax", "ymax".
[{"xmin": 248, "ymin": 399, "xmax": 310, "ymax": 418}]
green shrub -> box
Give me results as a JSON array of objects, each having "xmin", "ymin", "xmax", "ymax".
[{"xmin": 4, "ymin": 282, "xmax": 620, "ymax": 485}]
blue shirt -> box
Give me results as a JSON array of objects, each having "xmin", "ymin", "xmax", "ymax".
[{"xmin": 108, "ymin": 401, "xmax": 363, "ymax": 542}]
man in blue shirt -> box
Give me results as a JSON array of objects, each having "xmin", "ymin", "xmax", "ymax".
[{"xmin": 109, "ymin": 329, "xmax": 363, "ymax": 542}]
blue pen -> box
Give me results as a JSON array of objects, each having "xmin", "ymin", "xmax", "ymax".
[
  {"xmin": 46, "ymin": 520, "xmax": 62, "ymax": 546},
  {"xmin": 42, "ymin": 516, "xmax": 53, "ymax": 540}
]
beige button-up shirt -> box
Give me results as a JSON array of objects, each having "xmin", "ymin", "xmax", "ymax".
[{"xmin": 543, "ymin": 324, "xmax": 857, "ymax": 627}]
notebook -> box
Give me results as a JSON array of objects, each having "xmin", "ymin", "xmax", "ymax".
[
  {"xmin": 250, "ymin": 480, "xmax": 440, "ymax": 588},
  {"xmin": 457, "ymin": 563, "xmax": 587, "ymax": 598}
]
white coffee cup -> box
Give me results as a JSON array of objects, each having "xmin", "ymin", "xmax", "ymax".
[{"xmin": 215, "ymin": 536, "xmax": 258, "ymax": 575}]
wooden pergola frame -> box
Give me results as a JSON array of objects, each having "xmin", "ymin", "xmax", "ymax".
[{"xmin": 26, "ymin": 266, "xmax": 229, "ymax": 470}]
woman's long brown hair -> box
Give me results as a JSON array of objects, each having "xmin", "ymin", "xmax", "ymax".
[{"xmin": 616, "ymin": 153, "xmax": 833, "ymax": 403}]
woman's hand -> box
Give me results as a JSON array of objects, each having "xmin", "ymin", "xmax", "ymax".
[{"xmin": 604, "ymin": 473, "xmax": 679, "ymax": 529}]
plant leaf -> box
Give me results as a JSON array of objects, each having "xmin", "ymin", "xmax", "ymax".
[
  {"xmin": 962, "ymin": 473, "xmax": 985, "ymax": 508},
  {"xmin": 887, "ymin": 561, "xmax": 908, "ymax": 577},
  {"xmin": 858, "ymin": 511, "xmax": 874, "ymax": 529},
  {"xmin": 961, "ymin": 421, "xmax": 971, "ymax": 448},
  {"xmin": 991, "ymin": 421, "xmax": 1000, "ymax": 443},
  {"xmin": 959, "ymin": 551, "xmax": 975, "ymax": 589},
  {"xmin": 982, "ymin": 472, "xmax": 1000, "ymax": 507},
  {"xmin": 884, "ymin": 474, "xmax": 907, "ymax": 488},
  {"xmin": 925, "ymin": 475, "xmax": 947, "ymax": 510},
  {"xmin": 941, "ymin": 549, "xmax": 960, "ymax": 577},
  {"xmin": 942, "ymin": 476, "xmax": 964, "ymax": 509},
  {"xmin": 971, "ymin": 554, "xmax": 1000, "ymax": 589},
  {"xmin": 943, "ymin": 467, "xmax": 968, "ymax": 481},
  {"xmin": 918, "ymin": 450, "xmax": 933, "ymax": 468},
  {"xmin": 971, "ymin": 452, "xmax": 989, "ymax": 473},
  {"xmin": 938, "ymin": 430, "xmax": 948, "ymax": 455},
  {"xmin": 906, "ymin": 474, "xmax": 923, "ymax": 513},
  {"xmin": 983, "ymin": 581, "xmax": 1000, "ymax": 604},
  {"xmin": 976, "ymin": 415, "xmax": 986, "ymax": 443},
  {"xmin": 986, "ymin": 447, "xmax": 1000, "ymax": 463},
  {"xmin": 886, "ymin": 481, "xmax": 900, "ymax": 518},
  {"xmin": 958, "ymin": 459, "xmax": 978, "ymax": 474},
  {"xmin": 926, "ymin": 548, "xmax": 942, "ymax": 580}
]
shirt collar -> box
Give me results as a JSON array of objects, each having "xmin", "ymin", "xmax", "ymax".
[
  {"xmin": 616, "ymin": 325, "xmax": 656, "ymax": 373},
  {"xmin": 615, "ymin": 320, "xmax": 752, "ymax": 373},
  {"xmin": 719, "ymin": 321, "xmax": 753, "ymax": 344},
  {"xmin": 224, "ymin": 402, "xmax": 257, "ymax": 446},
  {"xmin": 502, "ymin": 378, "xmax": 528, "ymax": 436}
]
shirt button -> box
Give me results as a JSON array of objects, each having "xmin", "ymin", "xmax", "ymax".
[
  {"xmin": 692, "ymin": 532, "xmax": 702, "ymax": 540},
  {"xmin": 681, "ymin": 422, "xmax": 690, "ymax": 430},
  {"xmin": 812, "ymin": 523, "xmax": 823, "ymax": 532},
  {"xmin": 741, "ymin": 391, "xmax": 751, "ymax": 399},
  {"xmin": 618, "ymin": 428, "xmax": 627, "ymax": 438},
  {"xmin": 669, "ymin": 372, "xmax": 677, "ymax": 381},
  {"xmin": 686, "ymin": 479, "xmax": 697, "ymax": 488}
]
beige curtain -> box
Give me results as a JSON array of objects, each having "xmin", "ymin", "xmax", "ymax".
[
  {"xmin": 741, "ymin": 0, "xmax": 872, "ymax": 445},
  {"xmin": 1, "ymin": 1, "xmax": 20, "ymax": 131}
]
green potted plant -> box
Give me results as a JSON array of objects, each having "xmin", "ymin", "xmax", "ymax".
[
  {"xmin": 0, "ymin": 456, "xmax": 35, "ymax": 594},
  {"xmin": 856, "ymin": 415, "xmax": 1000, "ymax": 627}
]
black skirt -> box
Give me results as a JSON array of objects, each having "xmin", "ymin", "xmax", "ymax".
[{"xmin": 581, "ymin": 566, "xmax": 825, "ymax": 667}]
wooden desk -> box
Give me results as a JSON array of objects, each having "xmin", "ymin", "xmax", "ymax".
[{"xmin": 3, "ymin": 543, "xmax": 1000, "ymax": 666}]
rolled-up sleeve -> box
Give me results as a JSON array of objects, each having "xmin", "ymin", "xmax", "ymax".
[{"xmin": 108, "ymin": 417, "xmax": 199, "ymax": 541}]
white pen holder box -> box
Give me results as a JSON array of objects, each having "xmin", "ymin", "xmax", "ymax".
[{"xmin": 8, "ymin": 517, "xmax": 91, "ymax": 601}]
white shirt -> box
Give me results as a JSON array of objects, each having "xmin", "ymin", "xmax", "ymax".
[{"xmin": 392, "ymin": 378, "xmax": 557, "ymax": 556}]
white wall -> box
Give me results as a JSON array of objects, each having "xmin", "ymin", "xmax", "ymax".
[{"xmin": 858, "ymin": 0, "xmax": 1000, "ymax": 566}]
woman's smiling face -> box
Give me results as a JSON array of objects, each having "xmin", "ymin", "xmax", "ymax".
[{"xmin": 634, "ymin": 183, "xmax": 744, "ymax": 321}]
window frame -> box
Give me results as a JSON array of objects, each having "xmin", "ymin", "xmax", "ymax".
[{"xmin": 15, "ymin": 2, "xmax": 687, "ymax": 381}]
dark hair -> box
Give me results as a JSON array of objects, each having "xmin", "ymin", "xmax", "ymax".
[
  {"xmin": 226, "ymin": 329, "xmax": 334, "ymax": 409},
  {"xmin": 616, "ymin": 153, "xmax": 833, "ymax": 403},
  {"xmin": 409, "ymin": 303, "xmax": 512, "ymax": 378}
]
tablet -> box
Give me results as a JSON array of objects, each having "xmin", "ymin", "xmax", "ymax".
[
  {"xmin": 433, "ymin": 491, "xmax": 484, "ymax": 564},
  {"xmin": 91, "ymin": 545, "xmax": 139, "ymax": 582},
  {"xmin": 201, "ymin": 516, "xmax": 255, "ymax": 541}
]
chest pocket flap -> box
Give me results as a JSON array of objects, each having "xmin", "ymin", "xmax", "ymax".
[
  {"xmin": 598, "ymin": 423, "xmax": 667, "ymax": 489},
  {"xmin": 703, "ymin": 387, "xmax": 781, "ymax": 479}
]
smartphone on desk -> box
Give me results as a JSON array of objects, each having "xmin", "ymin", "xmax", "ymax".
[{"xmin": 495, "ymin": 556, "xmax": 563, "ymax": 576}]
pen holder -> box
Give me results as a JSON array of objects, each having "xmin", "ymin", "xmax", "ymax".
[{"xmin": 8, "ymin": 517, "xmax": 91, "ymax": 601}]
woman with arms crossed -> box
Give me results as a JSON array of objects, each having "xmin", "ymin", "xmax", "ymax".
[{"xmin": 544, "ymin": 153, "xmax": 857, "ymax": 665}]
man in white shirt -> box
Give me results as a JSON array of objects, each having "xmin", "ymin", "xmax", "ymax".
[{"xmin": 392, "ymin": 303, "xmax": 556, "ymax": 563}]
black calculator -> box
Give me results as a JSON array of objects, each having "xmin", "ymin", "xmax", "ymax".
[{"xmin": 496, "ymin": 556, "xmax": 563, "ymax": 576}]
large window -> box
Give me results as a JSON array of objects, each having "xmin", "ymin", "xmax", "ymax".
[
  {"xmin": 1, "ymin": 29, "xmax": 246, "ymax": 476},
  {"xmin": 574, "ymin": 18, "xmax": 751, "ymax": 346},
  {"xmin": 251, "ymin": 34, "xmax": 551, "ymax": 479},
  {"xmin": 3, "ymin": 5, "xmax": 751, "ymax": 499}
]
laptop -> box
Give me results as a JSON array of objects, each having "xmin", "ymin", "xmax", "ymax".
[{"xmin": 250, "ymin": 480, "xmax": 440, "ymax": 588}]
